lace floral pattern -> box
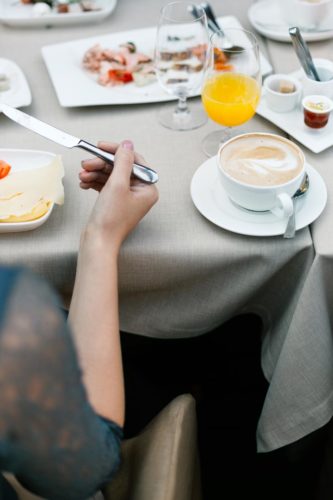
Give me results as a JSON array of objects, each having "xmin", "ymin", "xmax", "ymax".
[{"xmin": 0, "ymin": 267, "xmax": 122, "ymax": 500}]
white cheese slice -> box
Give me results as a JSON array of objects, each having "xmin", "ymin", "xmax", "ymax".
[{"xmin": 0, "ymin": 155, "xmax": 64, "ymax": 220}]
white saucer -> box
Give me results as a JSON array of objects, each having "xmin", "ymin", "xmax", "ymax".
[
  {"xmin": 248, "ymin": 0, "xmax": 333, "ymax": 42},
  {"xmin": 190, "ymin": 157, "xmax": 327, "ymax": 237}
]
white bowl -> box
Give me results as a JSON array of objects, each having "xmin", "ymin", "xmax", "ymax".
[{"xmin": 0, "ymin": 148, "xmax": 58, "ymax": 233}]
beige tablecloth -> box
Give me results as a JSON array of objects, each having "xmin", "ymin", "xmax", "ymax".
[{"xmin": 1, "ymin": 0, "xmax": 333, "ymax": 453}]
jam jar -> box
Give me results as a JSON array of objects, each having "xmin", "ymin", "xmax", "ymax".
[{"xmin": 302, "ymin": 95, "xmax": 333, "ymax": 129}]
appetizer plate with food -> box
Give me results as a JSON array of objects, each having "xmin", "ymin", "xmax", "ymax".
[
  {"xmin": 0, "ymin": 58, "xmax": 31, "ymax": 108},
  {"xmin": 41, "ymin": 15, "xmax": 272, "ymax": 107},
  {"xmin": 0, "ymin": 0, "xmax": 117, "ymax": 28},
  {"xmin": 0, "ymin": 149, "xmax": 64, "ymax": 232}
]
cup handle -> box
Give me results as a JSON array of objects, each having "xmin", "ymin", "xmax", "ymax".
[{"xmin": 270, "ymin": 193, "xmax": 294, "ymax": 218}]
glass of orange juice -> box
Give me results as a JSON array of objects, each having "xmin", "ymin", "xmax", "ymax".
[{"xmin": 201, "ymin": 28, "xmax": 261, "ymax": 156}]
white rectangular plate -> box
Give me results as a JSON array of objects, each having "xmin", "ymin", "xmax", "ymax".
[
  {"xmin": 41, "ymin": 15, "xmax": 273, "ymax": 108},
  {"xmin": 0, "ymin": 0, "xmax": 117, "ymax": 28},
  {"xmin": 257, "ymin": 69, "xmax": 333, "ymax": 153},
  {"xmin": 0, "ymin": 58, "xmax": 31, "ymax": 108},
  {"xmin": 0, "ymin": 149, "xmax": 56, "ymax": 233}
]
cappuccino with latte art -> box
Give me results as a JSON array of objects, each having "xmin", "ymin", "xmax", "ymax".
[
  {"xmin": 217, "ymin": 133, "xmax": 306, "ymax": 216},
  {"xmin": 219, "ymin": 134, "xmax": 304, "ymax": 187}
]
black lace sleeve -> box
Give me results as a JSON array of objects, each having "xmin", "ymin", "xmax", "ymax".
[{"xmin": 0, "ymin": 267, "xmax": 122, "ymax": 500}]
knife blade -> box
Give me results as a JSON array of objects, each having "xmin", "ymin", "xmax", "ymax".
[{"xmin": 0, "ymin": 103, "xmax": 158, "ymax": 184}]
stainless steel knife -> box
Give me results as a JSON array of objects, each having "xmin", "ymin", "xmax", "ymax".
[{"xmin": 0, "ymin": 103, "xmax": 158, "ymax": 184}]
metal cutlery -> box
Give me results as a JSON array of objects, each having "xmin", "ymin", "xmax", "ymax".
[
  {"xmin": 283, "ymin": 173, "xmax": 310, "ymax": 239},
  {"xmin": 289, "ymin": 27, "xmax": 321, "ymax": 81},
  {"xmin": 199, "ymin": 2, "xmax": 220, "ymax": 30},
  {"xmin": 189, "ymin": 3, "xmax": 244, "ymax": 53},
  {"xmin": 0, "ymin": 103, "xmax": 158, "ymax": 184}
]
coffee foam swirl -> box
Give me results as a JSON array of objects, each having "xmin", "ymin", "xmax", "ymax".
[{"xmin": 220, "ymin": 136, "xmax": 304, "ymax": 186}]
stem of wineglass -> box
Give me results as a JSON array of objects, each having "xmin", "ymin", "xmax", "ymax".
[{"xmin": 174, "ymin": 96, "xmax": 189, "ymax": 117}]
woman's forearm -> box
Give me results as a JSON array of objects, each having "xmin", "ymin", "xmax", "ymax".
[
  {"xmin": 69, "ymin": 140, "xmax": 158, "ymax": 427},
  {"xmin": 68, "ymin": 227, "xmax": 124, "ymax": 427}
]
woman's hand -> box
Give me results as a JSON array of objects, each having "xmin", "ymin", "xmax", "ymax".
[
  {"xmin": 79, "ymin": 141, "xmax": 146, "ymax": 192},
  {"xmin": 80, "ymin": 140, "xmax": 158, "ymax": 249}
]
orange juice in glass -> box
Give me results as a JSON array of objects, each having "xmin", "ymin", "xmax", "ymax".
[
  {"xmin": 202, "ymin": 72, "xmax": 260, "ymax": 126},
  {"xmin": 201, "ymin": 29, "xmax": 261, "ymax": 156}
]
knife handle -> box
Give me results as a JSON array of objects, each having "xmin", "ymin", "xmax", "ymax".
[{"xmin": 77, "ymin": 140, "xmax": 158, "ymax": 184}]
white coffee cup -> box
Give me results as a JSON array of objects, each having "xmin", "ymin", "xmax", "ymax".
[
  {"xmin": 264, "ymin": 74, "xmax": 302, "ymax": 112},
  {"xmin": 278, "ymin": 0, "xmax": 333, "ymax": 30},
  {"xmin": 217, "ymin": 133, "xmax": 306, "ymax": 217},
  {"xmin": 300, "ymin": 58, "xmax": 333, "ymax": 98}
]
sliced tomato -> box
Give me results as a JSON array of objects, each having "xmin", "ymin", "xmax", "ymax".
[
  {"xmin": 107, "ymin": 69, "xmax": 134, "ymax": 84},
  {"xmin": 214, "ymin": 63, "xmax": 234, "ymax": 71},
  {"xmin": 0, "ymin": 160, "xmax": 11, "ymax": 180},
  {"xmin": 214, "ymin": 47, "xmax": 229, "ymax": 64}
]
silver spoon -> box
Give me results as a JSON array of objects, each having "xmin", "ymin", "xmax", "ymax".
[
  {"xmin": 189, "ymin": 4, "xmax": 244, "ymax": 54},
  {"xmin": 289, "ymin": 27, "xmax": 321, "ymax": 81},
  {"xmin": 199, "ymin": 2, "xmax": 245, "ymax": 53},
  {"xmin": 283, "ymin": 173, "xmax": 310, "ymax": 239}
]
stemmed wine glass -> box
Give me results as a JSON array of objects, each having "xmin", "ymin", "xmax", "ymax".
[
  {"xmin": 154, "ymin": 1, "xmax": 209, "ymax": 131},
  {"xmin": 201, "ymin": 28, "xmax": 262, "ymax": 156}
]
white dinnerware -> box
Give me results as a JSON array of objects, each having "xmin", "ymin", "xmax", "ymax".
[
  {"xmin": 278, "ymin": 0, "xmax": 333, "ymax": 31},
  {"xmin": 248, "ymin": 0, "xmax": 333, "ymax": 42},
  {"xmin": 263, "ymin": 74, "xmax": 302, "ymax": 112},
  {"xmin": 0, "ymin": 0, "xmax": 117, "ymax": 27},
  {"xmin": 0, "ymin": 58, "xmax": 31, "ymax": 109},
  {"xmin": 0, "ymin": 149, "xmax": 58, "ymax": 233},
  {"xmin": 190, "ymin": 156, "xmax": 327, "ymax": 237},
  {"xmin": 216, "ymin": 133, "xmax": 305, "ymax": 217},
  {"xmin": 257, "ymin": 68, "xmax": 333, "ymax": 153},
  {"xmin": 300, "ymin": 58, "xmax": 333, "ymax": 97},
  {"xmin": 41, "ymin": 15, "xmax": 272, "ymax": 108}
]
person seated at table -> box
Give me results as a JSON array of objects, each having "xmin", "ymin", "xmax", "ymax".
[{"xmin": 0, "ymin": 140, "xmax": 158, "ymax": 500}]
